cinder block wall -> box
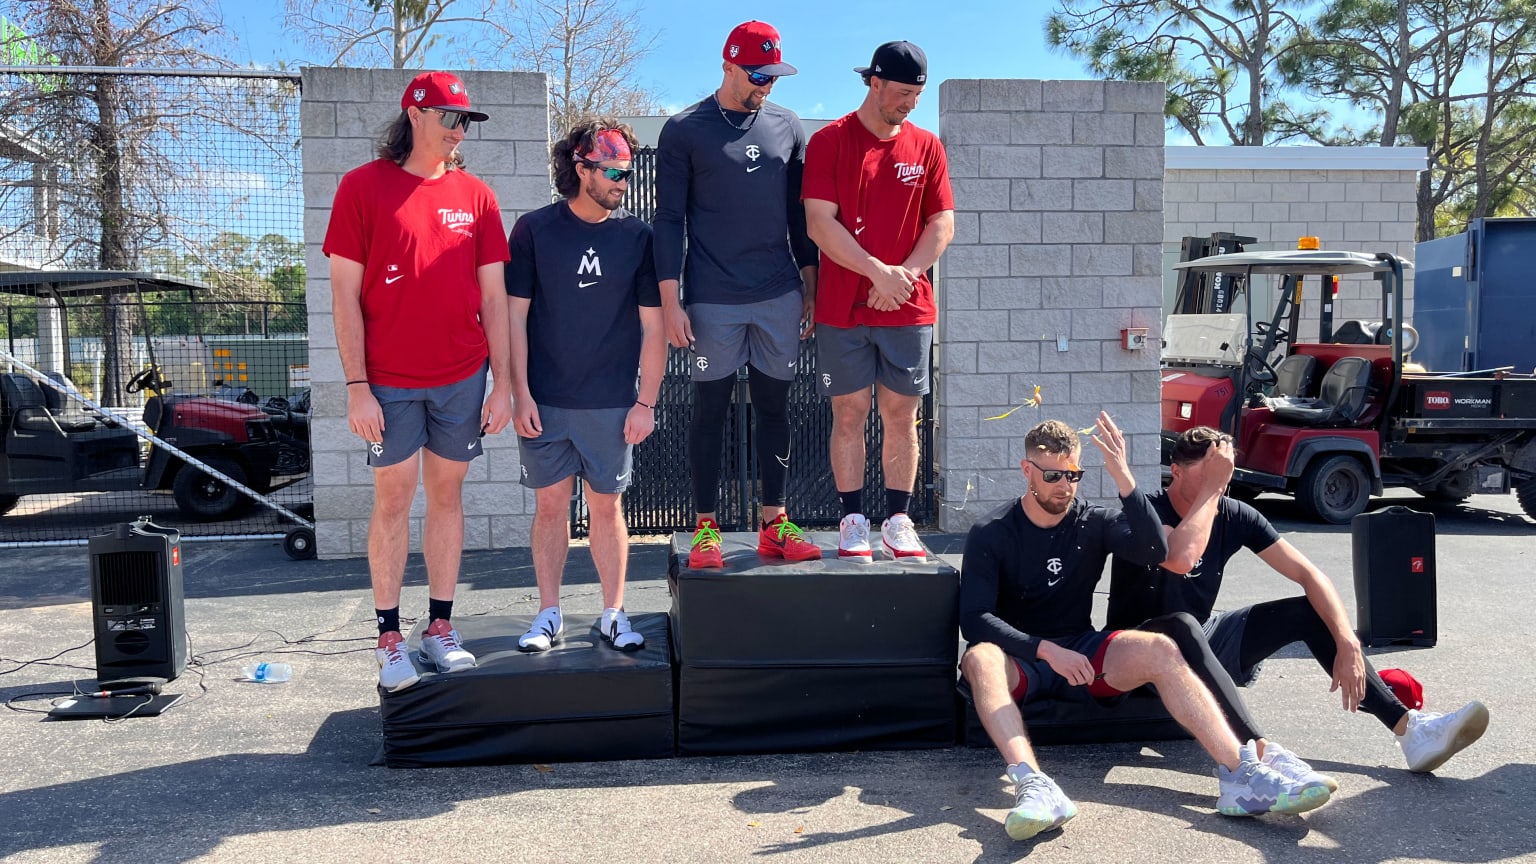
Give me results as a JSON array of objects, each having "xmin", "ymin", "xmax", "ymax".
[
  {"xmin": 1163, "ymin": 147, "xmax": 1425, "ymax": 333},
  {"xmin": 936, "ymin": 79, "xmax": 1167, "ymax": 531},
  {"xmin": 301, "ymin": 68, "xmax": 551, "ymax": 559}
]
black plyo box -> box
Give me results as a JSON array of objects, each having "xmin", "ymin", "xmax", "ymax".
[
  {"xmin": 379, "ymin": 613, "xmax": 674, "ymax": 767},
  {"xmin": 669, "ymin": 531, "xmax": 959, "ymax": 755},
  {"xmin": 962, "ymin": 687, "xmax": 1192, "ymax": 747}
]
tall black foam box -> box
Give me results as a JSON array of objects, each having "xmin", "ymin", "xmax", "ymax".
[
  {"xmin": 1351, "ymin": 506, "xmax": 1436, "ymax": 647},
  {"xmin": 88, "ymin": 519, "xmax": 187, "ymax": 681}
]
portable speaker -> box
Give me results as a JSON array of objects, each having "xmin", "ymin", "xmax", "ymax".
[
  {"xmin": 1351, "ymin": 506, "xmax": 1436, "ymax": 647},
  {"xmin": 88, "ymin": 519, "xmax": 186, "ymax": 681}
]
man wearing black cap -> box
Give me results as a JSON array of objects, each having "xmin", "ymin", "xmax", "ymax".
[
  {"xmin": 324, "ymin": 71, "xmax": 511, "ymax": 692},
  {"xmin": 804, "ymin": 41, "xmax": 954, "ymax": 564},
  {"xmin": 655, "ymin": 21, "xmax": 822, "ymax": 568}
]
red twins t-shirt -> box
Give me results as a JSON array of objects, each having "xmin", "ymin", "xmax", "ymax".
[
  {"xmin": 323, "ymin": 159, "xmax": 510, "ymax": 388},
  {"xmin": 802, "ymin": 113, "xmax": 954, "ymax": 328}
]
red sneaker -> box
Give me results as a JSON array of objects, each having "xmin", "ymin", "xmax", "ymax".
[
  {"xmin": 758, "ymin": 514, "xmax": 823, "ymax": 561},
  {"xmin": 689, "ymin": 518, "xmax": 724, "ymax": 569}
]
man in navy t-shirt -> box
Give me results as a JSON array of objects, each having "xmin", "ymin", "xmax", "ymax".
[
  {"xmin": 506, "ymin": 119, "xmax": 664, "ymax": 654},
  {"xmin": 1109, "ymin": 426, "xmax": 1489, "ymax": 776}
]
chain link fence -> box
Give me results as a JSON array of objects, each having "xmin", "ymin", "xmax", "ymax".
[{"xmin": 0, "ymin": 68, "xmax": 306, "ymax": 545}]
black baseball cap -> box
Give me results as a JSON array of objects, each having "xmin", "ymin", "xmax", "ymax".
[{"xmin": 854, "ymin": 41, "xmax": 928, "ymax": 86}]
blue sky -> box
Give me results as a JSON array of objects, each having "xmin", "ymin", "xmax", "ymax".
[{"xmin": 217, "ymin": 0, "xmax": 1096, "ymax": 131}]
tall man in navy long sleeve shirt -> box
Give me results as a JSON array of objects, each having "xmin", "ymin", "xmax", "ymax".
[
  {"xmin": 959, "ymin": 414, "xmax": 1331, "ymax": 842},
  {"xmin": 653, "ymin": 21, "xmax": 822, "ymax": 567}
]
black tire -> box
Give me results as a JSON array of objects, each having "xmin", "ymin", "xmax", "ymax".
[
  {"xmin": 173, "ymin": 457, "xmax": 251, "ymax": 520},
  {"xmin": 284, "ymin": 527, "xmax": 317, "ymax": 560},
  {"xmin": 1297, "ymin": 454, "xmax": 1372, "ymax": 524},
  {"xmin": 0, "ymin": 494, "xmax": 19, "ymax": 516},
  {"xmin": 1517, "ymin": 479, "xmax": 1536, "ymax": 522}
]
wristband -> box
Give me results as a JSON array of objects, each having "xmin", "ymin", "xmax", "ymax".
[
  {"xmin": 635, "ymin": 399, "xmax": 654, "ymax": 409},
  {"xmin": 346, "ymin": 380, "xmax": 368, "ymax": 386}
]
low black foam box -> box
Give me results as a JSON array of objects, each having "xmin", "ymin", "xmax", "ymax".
[
  {"xmin": 962, "ymin": 687, "xmax": 1193, "ymax": 747},
  {"xmin": 379, "ymin": 613, "xmax": 674, "ymax": 767},
  {"xmin": 669, "ymin": 531, "xmax": 959, "ymax": 755}
]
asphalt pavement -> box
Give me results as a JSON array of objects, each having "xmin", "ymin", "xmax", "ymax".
[{"xmin": 1, "ymin": 490, "xmax": 1531, "ymax": 864}]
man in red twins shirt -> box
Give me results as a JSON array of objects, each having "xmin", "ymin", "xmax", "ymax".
[
  {"xmin": 803, "ymin": 40, "xmax": 955, "ymax": 564},
  {"xmin": 323, "ymin": 71, "xmax": 513, "ymax": 693}
]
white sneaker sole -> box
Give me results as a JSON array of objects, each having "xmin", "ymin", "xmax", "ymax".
[{"xmin": 882, "ymin": 540, "xmax": 927, "ymax": 562}]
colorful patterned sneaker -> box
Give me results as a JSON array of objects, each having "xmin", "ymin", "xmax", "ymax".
[
  {"xmin": 376, "ymin": 631, "xmax": 420, "ymax": 692},
  {"xmin": 758, "ymin": 514, "xmax": 823, "ymax": 561},
  {"xmin": 1399, "ymin": 701, "xmax": 1490, "ymax": 773},
  {"xmin": 594, "ymin": 607, "xmax": 645, "ymax": 651},
  {"xmin": 688, "ymin": 518, "xmax": 724, "ymax": 569},
  {"xmin": 837, "ymin": 513, "xmax": 873, "ymax": 562},
  {"xmin": 419, "ymin": 618, "xmax": 476, "ymax": 672},
  {"xmin": 1262, "ymin": 741, "xmax": 1339, "ymax": 793},
  {"xmin": 1004, "ymin": 766, "xmax": 1077, "ymax": 840},
  {"xmin": 1217, "ymin": 740, "xmax": 1331, "ymax": 816},
  {"xmin": 880, "ymin": 513, "xmax": 927, "ymax": 561},
  {"xmin": 518, "ymin": 606, "xmax": 564, "ymax": 653}
]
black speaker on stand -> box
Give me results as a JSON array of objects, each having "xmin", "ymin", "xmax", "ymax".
[
  {"xmin": 1351, "ymin": 506, "xmax": 1437, "ymax": 647},
  {"xmin": 88, "ymin": 518, "xmax": 186, "ymax": 682}
]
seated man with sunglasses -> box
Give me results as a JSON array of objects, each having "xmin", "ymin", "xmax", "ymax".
[
  {"xmin": 505, "ymin": 120, "xmax": 665, "ymax": 655},
  {"xmin": 326, "ymin": 71, "xmax": 511, "ymax": 692},
  {"xmin": 1108, "ymin": 426, "xmax": 1489, "ymax": 777},
  {"xmin": 960, "ymin": 413, "xmax": 1331, "ymax": 841}
]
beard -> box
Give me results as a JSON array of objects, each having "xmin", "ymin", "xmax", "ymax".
[
  {"xmin": 1033, "ymin": 488, "xmax": 1072, "ymax": 515},
  {"xmin": 583, "ymin": 175, "xmax": 623, "ymax": 211}
]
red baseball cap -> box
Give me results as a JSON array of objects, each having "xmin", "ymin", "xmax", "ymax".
[
  {"xmin": 722, "ymin": 21, "xmax": 798, "ymax": 76},
  {"xmin": 401, "ymin": 71, "xmax": 489, "ymax": 121},
  {"xmin": 1379, "ymin": 668, "xmax": 1424, "ymax": 710}
]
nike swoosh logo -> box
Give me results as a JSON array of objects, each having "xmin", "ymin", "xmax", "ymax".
[
  {"xmin": 746, "ymin": 166, "xmax": 762, "ymax": 173},
  {"xmin": 775, "ymin": 452, "xmax": 790, "ymax": 468},
  {"xmin": 1047, "ymin": 577, "xmax": 1063, "ymax": 587},
  {"xmin": 385, "ymin": 275, "xmax": 404, "ymax": 284},
  {"xmin": 615, "ymin": 471, "xmax": 630, "ymax": 482},
  {"xmin": 467, "ymin": 441, "xmax": 476, "ymax": 450},
  {"xmin": 854, "ymin": 226, "xmax": 865, "ymax": 236},
  {"xmin": 579, "ymin": 280, "xmax": 598, "ymax": 288}
]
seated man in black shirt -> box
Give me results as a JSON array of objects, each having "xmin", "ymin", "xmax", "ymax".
[
  {"xmin": 960, "ymin": 414, "xmax": 1331, "ymax": 842},
  {"xmin": 1109, "ymin": 426, "xmax": 1489, "ymax": 778}
]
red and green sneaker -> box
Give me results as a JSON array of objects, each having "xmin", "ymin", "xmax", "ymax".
[
  {"xmin": 689, "ymin": 518, "xmax": 724, "ymax": 569},
  {"xmin": 758, "ymin": 513, "xmax": 823, "ymax": 562}
]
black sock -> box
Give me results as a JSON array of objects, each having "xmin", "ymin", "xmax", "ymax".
[
  {"xmin": 376, "ymin": 607, "xmax": 400, "ymax": 636},
  {"xmin": 839, "ymin": 490, "xmax": 864, "ymax": 517},
  {"xmin": 428, "ymin": 598, "xmax": 453, "ymax": 624},
  {"xmin": 885, "ymin": 488, "xmax": 912, "ymax": 519}
]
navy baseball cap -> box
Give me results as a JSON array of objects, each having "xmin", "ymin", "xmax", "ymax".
[{"xmin": 855, "ymin": 41, "xmax": 928, "ymax": 86}]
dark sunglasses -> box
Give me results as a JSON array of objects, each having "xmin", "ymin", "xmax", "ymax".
[
  {"xmin": 1028, "ymin": 460, "xmax": 1084, "ymax": 484},
  {"xmin": 745, "ymin": 70, "xmax": 777, "ymax": 87},
  {"xmin": 421, "ymin": 107, "xmax": 473, "ymax": 132},
  {"xmin": 582, "ymin": 160, "xmax": 633, "ymax": 182}
]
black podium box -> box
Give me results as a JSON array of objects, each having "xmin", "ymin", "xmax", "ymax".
[
  {"xmin": 962, "ymin": 687, "xmax": 1192, "ymax": 747},
  {"xmin": 1352, "ymin": 506, "xmax": 1437, "ymax": 647},
  {"xmin": 669, "ymin": 531, "xmax": 959, "ymax": 755},
  {"xmin": 379, "ymin": 613, "xmax": 674, "ymax": 767}
]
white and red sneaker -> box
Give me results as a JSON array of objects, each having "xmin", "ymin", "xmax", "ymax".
[
  {"xmin": 837, "ymin": 513, "xmax": 873, "ymax": 562},
  {"xmin": 880, "ymin": 513, "xmax": 927, "ymax": 562}
]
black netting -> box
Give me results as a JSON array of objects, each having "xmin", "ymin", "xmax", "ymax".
[{"xmin": 0, "ymin": 70, "xmax": 306, "ymax": 544}]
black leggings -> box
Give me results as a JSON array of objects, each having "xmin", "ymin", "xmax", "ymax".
[
  {"xmin": 1236, "ymin": 596, "xmax": 1409, "ymax": 731},
  {"xmin": 688, "ymin": 368, "xmax": 792, "ymax": 516},
  {"xmin": 1136, "ymin": 612, "xmax": 1267, "ymax": 742}
]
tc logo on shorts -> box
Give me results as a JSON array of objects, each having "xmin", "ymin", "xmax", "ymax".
[
  {"xmin": 821, "ymin": 372, "xmax": 832, "ymax": 389},
  {"xmin": 521, "ymin": 464, "xmax": 528, "ymax": 479},
  {"xmin": 369, "ymin": 441, "xmax": 384, "ymax": 457},
  {"xmin": 695, "ymin": 355, "xmax": 709, "ymax": 371}
]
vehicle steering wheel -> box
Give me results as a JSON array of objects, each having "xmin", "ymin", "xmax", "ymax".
[
  {"xmin": 1253, "ymin": 320, "xmax": 1290, "ymax": 344},
  {"xmin": 1245, "ymin": 347, "xmax": 1279, "ymax": 387},
  {"xmin": 125, "ymin": 366, "xmax": 164, "ymax": 394}
]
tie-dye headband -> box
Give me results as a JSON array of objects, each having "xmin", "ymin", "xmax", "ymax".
[{"xmin": 582, "ymin": 128, "xmax": 632, "ymax": 163}]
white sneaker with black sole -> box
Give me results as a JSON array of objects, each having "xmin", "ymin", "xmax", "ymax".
[
  {"xmin": 518, "ymin": 606, "xmax": 564, "ymax": 653},
  {"xmin": 594, "ymin": 608, "xmax": 644, "ymax": 651}
]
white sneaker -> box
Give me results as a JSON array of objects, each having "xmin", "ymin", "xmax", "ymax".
[
  {"xmin": 1399, "ymin": 701, "xmax": 1490, "ymax": 773},
  {"xmin": 1217, "ymin": 740, "xmax": 1331, "ymax": 816},
  {"xmin": 518, "ymin": 606, "xmax": 564, "ymax": 653},
  {"xmin": 376, "ymin": 631, "xmax": 420, "ymax": 692},
  {"xmin": 838, "ymin": 513, "xmax": 872, "ymax": 562},
  {"xmin": 1262, "ymin": 740, "xmax": 1339, "ymax": 793},
  {"xmin": 880, "ymin": 513, "xmax": 926, "ymax": 561},
  {"xmin": 419, "ymin": 619, "xmax": 476, "ymax": 672},
  {"xmin": 595, "ymin": 608, "xmax": 644, "ymax": 651},
  {"xmin": 1004, "ymin": 766, "xmax": 1077, "ymax": 840}
]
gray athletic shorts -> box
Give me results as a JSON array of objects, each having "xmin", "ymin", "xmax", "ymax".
[
  {"xmin": 517, "ymin": 405, "xmax": 634, "ymax": 494},
  {"xmin": 687, "ymin": 291, "xmax": 803, "ymax": 382},
  {"xmin": 366, "ymin": 362, "xmax": 487, "ymax": 468},
  {"xmin": 1204, "ymin": 607, "xmax": 1264, "ymax": 687},
  {"xmin": 816, "ymin": 324, "xmax": 933, "ymax": 397}
]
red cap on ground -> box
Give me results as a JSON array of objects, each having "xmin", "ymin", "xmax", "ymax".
[{"xmin": 1380, "ymin": 668, "xmax": 1424, "ymax": 710}]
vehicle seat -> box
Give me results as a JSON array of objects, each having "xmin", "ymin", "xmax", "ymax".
[
  {"xmin": 1332, "ymin": 320, "xmax": 1381, "ymax": 345},
  {"xmin": 0, "ymin": 373, "xmax": 96, "ymax": 433},
  {"xmin": 1271, "ymin": 354, "xmax": 1318, "ymax": 399},
  {"xmin": 1266, "ymin": 357, "xmax": 1373, "ymax": 426},
  {"xmin": 39, "ymin": 371, "xmax": 105, "ymax": 430}
]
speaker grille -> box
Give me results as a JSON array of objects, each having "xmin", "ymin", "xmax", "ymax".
[{"xmin": 97, "ymin": 551, "xmax": 163, "ymax": 606}]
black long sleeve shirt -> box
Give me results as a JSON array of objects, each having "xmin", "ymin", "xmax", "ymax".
[{"xmin": 959, "ymin": 490, "xmax": 1169, "ymax": 660}]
